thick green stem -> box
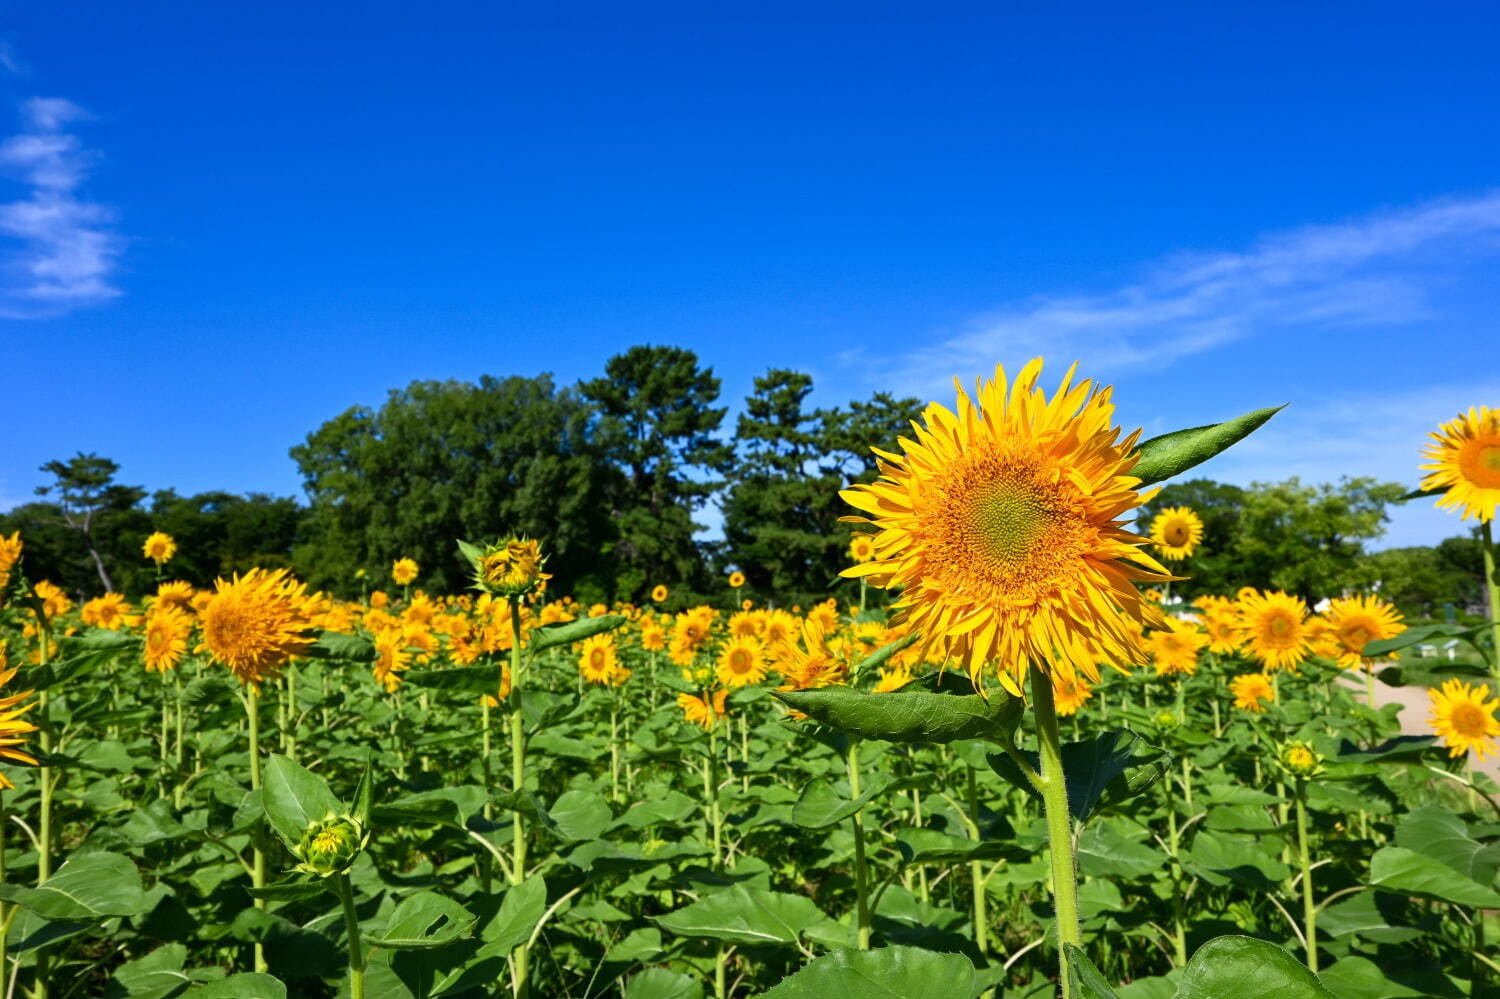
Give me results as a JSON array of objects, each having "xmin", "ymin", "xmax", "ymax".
[
  {"xmin": 1295, "ymin": 785, "xmax": 1317, "ymax": 973},
  {"xmin": 1484, "ymin": 522, "xmax": 1500, "ymax": 679},
  {"xmin": 610, "ymin": 705, "xmax": 620, "ymax": 803},
  {"xmin": 848, "ymin": 739, "xmax": 871, "ymax": 950},
  {"xmin": 35, "ymin": 631, "xmax": 53, "ymax": 999},
  {"xmin": 1033, "ymin": 666, "xmax": 1082, "ymax": 998},
  {"xmin": 508, "ymin": 601, "xmax": 529, "ymax": 999},
  {"xmin": 966, "ymin": 766, "xmax": 988, "ymax": 955},
  {"xmin": 707, "ymin": 719, "xmax": 723, "ymax": 866},
  {"xmin": 336, "ymin": 873, "xmax": 366, "ymax": 999},
  {"xmin": 247, "ymin": 687, "xmax": 267, "ymax": 974}
]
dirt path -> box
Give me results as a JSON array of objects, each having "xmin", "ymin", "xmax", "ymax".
[{"xmin": 1346, "ymin": 673, "xmax": 1500, "ymax": 782}]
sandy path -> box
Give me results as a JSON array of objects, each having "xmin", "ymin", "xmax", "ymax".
[{"xmin": 1350, "ymin": 673, "xmax": 1500, "ymax": 781}]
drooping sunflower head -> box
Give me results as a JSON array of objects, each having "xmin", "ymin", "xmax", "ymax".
[
  {"xmin": 1230, "ymin": 672, "xmax": 1275, "ymax": 713},
  {"xmin": 1149, "ymin": 507, "xmax": 1203, "ymax": 561},
  {"xmin": 1428, "ymin": 679, "xmax": 1500, "ymax": 761},
  {"xmin": 1235, "ymin": 589, "xmax": 1309, "ymax": 672},
  {"xmin": 391, "ymin": 557, "xmax": 420, "ymax": 586},
  {"xmin": 840, "ymin": 359, "xmax": 1173, "ymax": 694},
  {"xmin": 716, "ymin": 636, "xmax": 766, "ymax": 688},
  {"xmin": 1420, "ymin": 406, "xmax": 1500, "ymax": 523},
  {"xmin": 199, "ymin": 568, "xmax": 316, "ymax": 688},
  {"xmin": 143, "ymin": 605, "xmax": 192, "ymax": 673},
  {"xmin": 848, "ymin": 534, "xmax": 877, "ymax": 564},
  {"xmin": 142, "ymin": 531, "xmax": 177, "ymax": 565},
  {"xmin": 1322, "ymin": 595, "xmax": 1404, "ymax": 670}
]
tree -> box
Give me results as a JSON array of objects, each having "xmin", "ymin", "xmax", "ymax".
[
  {"xmin": 32, "ymin": 453, "xmax": 148, "ymax": 593},
  {"xmin": 580, "ymin": 346, "xmax": 731, "ymax": 598},
  {"xmin": 292, "ymin": 374, "xmax": 619, "ymax": 597},
  {"xmin": 1136, "ymin": 479, "xmax": 1253, "ymax": 597},
  {"xmin": 148, "ymin": 490, "xmax": 305, "ymax": 584}
]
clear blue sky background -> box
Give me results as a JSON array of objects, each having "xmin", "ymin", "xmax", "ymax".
[{"xmin": 1, "ymin": 2, "xmax": 1496, "ymax": 547}]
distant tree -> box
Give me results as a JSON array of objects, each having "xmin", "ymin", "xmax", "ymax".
[
  {"xmin": 292, "ymin": 374, "xmax": 617, "ymax": 597},
  {"xmin": 30, "ymin": 453, "xmax": 149, "ymax": 593},
  {"xmin": 1136, "ymin": 479, "xmax": 1253, "ymax": 597},
  {"xmin": 148, "ymin": 490, "xmax": 304, "ymax": 584},
  {"xmin": 580, "ymin": 346, "xmax": 731, "ymax": 598}
]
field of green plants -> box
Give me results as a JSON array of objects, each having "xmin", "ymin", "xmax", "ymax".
[{"xmin": 0, "ymin": 368, "xmax": 1497, "ymax": 999}]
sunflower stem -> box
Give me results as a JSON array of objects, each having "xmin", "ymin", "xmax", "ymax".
[
  {"xmin": 1483, "ymin": 521, "xmax": 1500, "ymax": 680},
  {"xmin": 508, "ymin": 600, "xmax": 530, "ymax": 999},
  {"xmin": 1033, "ymin": 665, "xmax": 1082, "ymax": 998},
  {"xmin": 247, "ymin": 686, "xmax": 267, "ymax": 974},
  {"xmin": 35, "ymin": 627, "xmax": 53, "ymax": 999},
  {"xmin": 966, "ymin": 765, "xmax": 989, "ymax": 956},
  {"xmin": 848, "ymin": 738, "xmax": 871, "ymax": 950},
  {"xmin": 335, "ymin": 873, "xmax": 366, "ymax": 999},
  {"xmin": 1294, "ymin": 781, "xmax": 1317, "ymax": 973}
]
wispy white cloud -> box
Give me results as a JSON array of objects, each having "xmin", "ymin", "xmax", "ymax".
[
  {"xmin": 0, "ymin": 42, "xmax": 25, "ymax": 77},
  {"xmin": 862, "ymin": 192, "xmax": 1500, "ymax": 395},
  {"xmin": 0, "ymin": 96, "xmax": 121, "ymax": 317}
]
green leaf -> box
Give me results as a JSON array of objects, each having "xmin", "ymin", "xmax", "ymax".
[
  {"xmin": 893, "ymin": 827, "xmax": 1024, "ymax": 865},
  {"xmin": 1363, "ymin": 621, "xmax": 1491, "ymax": 657},
  {"xmin": 989, "ymin": 730, "xmax": 1171, "ymax": 822},
  {"xmin": 616, "ymin": 790, "xmax": 697, "ymax": 829},
  {"xmin": 456, "ymin": 538, "xmax": 486, "ymax": 569},
  {"xmin": 851, "ymin": 633, "xmax": 920, "ymax": 677},
  {"xmin": 302, "ymin": 630, "xmax": 376, "ymax": 663},
  {"xmin": 110, "ymin": 943, "xmax": 196, "ymax": 999},
  {"xmin": 374, "ymin": 786, "xmax": 488, "ymax": 829},
  {"xmin": 1334, "ymin": 736, "xmax": 1439, "ymax": 763},
  {"xmin": 775, "ymin": 687, "xmax": 1022, "ymax": 745},
  {"xmin": 625, "ymin": 968, "xmax": 705, "ymax": 999},
  {"xmin": 367, "ymin": 890, "xmax": 476, "ymax": 950},
  {"xmin": 0, "ymin": 851, "xmax": 145, "ymax": 920},
  {"xmin": 1316, "ymin": 957, "xmax": 1426, "ymax": 999},
  {"xmin": 1183, "ymin": 831, "xmax": 1290, "ymax": 890},
  {"xmin": 1173, "ymin": 935, "xmax": 1333, "ymax": 998},
  {"xmin": 484, "ymin": 875, "xmax": 547, "ymax": 953},
  {"xmin": 1368, "ymin": 846, "xmax": 1500, "ymax": 908},
  {"xmin": 791, "ymin": 777, "xmax": 907, "ymax": 829},
  {"xmin": 1132, "ymin": 406, "xmax": 1283, "ymax": 486},
  {"xmin": 1394, "ymin": 805, "xmax": 1500, "ymax": 883},
  {"xmin": 526, "ymin": 614, "xmax": 627, "ymax": 653},
  {"xmin": 654, "ymin": 884, "xmax": 828, "ymax": 947},
  {"xmin": 758, "ymin": 945, "xmax": 977, "ymax": 999},
  {"xmin": 548, "ymin": 789, "xmax": 613, "ymax": 841},
  {"xmin": 404, "ymin": 665, "xmax": 502, "ymax": 695},
  {"xmin": 1076, "ymin": 823, "xmax": 1169, "ymax": 879},
  {"xmin": 1065, "ymin": 945, "xmax": 1120, "ymax": 998},
  {"xmin": 245, "ymin": 877, "xmax": 329, "ymax": 902},
  {"xmin": 187, "ymin": 973, "xmax": 288, "ymax": 998},
  {"xmin": 260, "ymin": 754, "xmax": 342, "ymax": 850},
  {"xmin": 351, "ymin": 753, "xmax": 374, "ymax": 827}
]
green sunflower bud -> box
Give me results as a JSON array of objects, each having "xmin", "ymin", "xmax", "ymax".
[
  {"xmin": 1152, "ymin": 709, "xmax": 1179, "ymax": 730},
  {"xmin": 294, "ymin": 812, "xmax": 369, "ymax": 877},
  {"xmin": 1279, "ymin": 740, "xmax": 1321, "ymax": 780},
  {"xmin": 462, "ymin": 536, "xmax": 552, "ymax": 598}
]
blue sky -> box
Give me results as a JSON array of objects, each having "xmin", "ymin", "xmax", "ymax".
[{"xmin": 1, "ymin": 2, "xmax": 1496, "ymax": 548}]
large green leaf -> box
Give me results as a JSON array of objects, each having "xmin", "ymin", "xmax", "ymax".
[
  {"xmin": 1393, "ymin": 805, "xmax": 1500, "ymax": 884},
  {"xmin": 403, "ymin": 665, "xmax": 501, "ymax": 695},
  {"xmin": 1368, "ymin": 846, "xmax": 1500, "ymax": 908},
  {"xmin": 989, "ymin": 730, "xmax": 1170, "ymax": 822},
  {"xmin": 302, "ymin": 630, "xmax": 376, "ymax": 663},
  {"xmin": 1363, "ymin": 621, "xmax": 1491, "ymax": 657},
  {"xmin": 790, "ymin": 776, "xmax": 909, "ymax": 829},
  {"xmin": 374, "ymin": 786, "xmax": 488, "ymax": 829},
  {"xmin": 626, "ymin": 968, "xmax": 705, "ymax": 999},
  {"xmin": 0, "ymin": 851, "xmax": 145, "ymax": 921},
  {"xmin": 1316, "ymin": 957, "xmax": 1426, "ymax": 999},
  {"xmin": 893, "ymin": 827, "xmax": 1023, "ymax": 865},
  {"xmin": 187, "ymin": 973, "xmax": 288, "ymax": 998},
  {"xmin": 1173, "ymin": 935, "xmax": 1333, "ymax": 998},
  {"xmin": 526, "ymin": 614, "xmax": 627, "ymax": 653},
  {"xmin": 655, "ymin": 884, "xmax": 828, "ymax": 947},
  {"xmin": 260, "ymin": 754, "xmax": 342, "ymax": 850},
  {"xmin": 758, "ymin": 945, "xmax": 977, "ymax": 999},
  {"xmin": 484, "ymin": 875, "xmax": 547, "ymax": 953},
  {"xmin": 775, "ymin": 687, "xmax": 1022, "ymax": 745},
  {"xmin": 1132, "ymin": 406, "xmax": 1282, "ymax": 486},
  {"xmin": 367, "ymin": 890, "xmax": 476, "ymax": 950},
  {"xmin": 548, "ymin": 789, "xmax": 613, "ymax": 841}
]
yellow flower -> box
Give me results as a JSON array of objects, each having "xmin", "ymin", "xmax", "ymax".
[
  {"xmin": 481, "ymin": 665, "xmax": 514, "ymax": 707},
  {"xmin": 1198, "ymin": 598, "xmax": 1244, "ymax": 654},
  {"xmin": 143, "ymin": 605, "xmax": 192, "ymax": 673},
  {"xmin": 639, "ymin": 620, "xmax": 667, "ymax": 652},
  {"xmin": 82, "ymin": 593, "xmax": 132, "ymax": 631},
  {"xmin": 199, "ymin": 568, "xmax": 315, "ymax": 688},
  {"xmin": 1146, "ymin": 617, "xmax": 1207, "ymax": 676},
  {"xmin": 391, "ymin": 558, "xmax": 419, "ymax": 586},
  {"xmin": 1229, "ymin": 673, "xmax": 1275, "ymax": 713},
  {"xmin": 1322, "ymin": 595, "xmax": 1405, "ymax": 670},
  {"xmin": 716, "ymin": 637, "xmax": 767, "ymax": 688},
  {"xmin": 477, "ymin": 538, "xmax": 551, "ymax": 597},
  {"xmin": 1052, "ymin": 673, "xmax": 1093, "ymax": 716},
  {"xmin": 0, "ymin": 531, "xmax": 22, "ymax": 592},
  {"xmin": 1428, "ymin": 679, "xmax": 1500, "ymax": 761},
  {"xmin": 727, "ymin": 610, "xmax": 762, "ymax": 640},
  {"xmin": 1236, "ymin": 589, "xmax": 1309, "ymax": 672},
  {"xmin": 154, "ymin": 581, "xmax": 196, "ymax": 613},
  {"xmin": 142, "ymin": 531, "xmax": 177, "ymax": 565},
  {"xmin": 34, "ymin": 580, "xmax": 71, "ymax": 620},
  {"xmin": 848, "ymin": 534, "xmax": 876, "ymax": 564},
  {"xmin": 678, "ymin": 689, "xmax": 728, "ymax": 730},
  {"xmin": 579, "ymin": 634, "xmax": 626, "ymax": 686},
  {"xmin": 672, "ymin": 607, "xmax": 716, "ymax": 652},
  {"xmin": 776, "ymin": 620, "xmax": 848, "ymax": 693},
  {"xmin": 651, "ymin": 584, "xmax": 669, "ymax": 603},
  {"xmin": 762, "ymin": 610, "xmax": 798, "ymax": 653},
  {"xmin": 369, "ymin": 590, "xmax": 390, "ymax": 609},
  {"xmin": 840, "ymin": 359, "xmax": 1172, "ymax": 695},
  {"xmin": 1149, "ymin": 507, "xmax": 1203, "ymax": 561},
  {"xmin": 1420, "ymin": 406, "xmax": 1500, "ymax": 522},
  {"xmin": 1281, "ymin": 741, "xmax": 1321, "ymax": 778},
  {"xmin": 806, "ymin": 599, "xmax": 840, "ymax": 637},
  {"xmin": 372, "ymin": 631, "xmax": 409, "ymax": 692},
  {"xmin": 872, "ymin": 664, "xmax": 914, "ymax": 693},
  {"xmin": 0, "ymin": 664, "xmax": 38, "ymax": 790},
  {"xmin": 727, "ymin": 571, "xmax": 746, "ymax": 589},
  {"xmin": 588, "ymin": 603, "xmax": 609, "ymax": 618}
]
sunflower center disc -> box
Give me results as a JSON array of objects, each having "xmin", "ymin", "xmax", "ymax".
[
  {"xmin": 1450, "ymin": 702, "xmax": 1487, "ymax": 737},
  {"xmin": 1466, "ymin": 444, "xmax": 1500, "ymax": 487}
]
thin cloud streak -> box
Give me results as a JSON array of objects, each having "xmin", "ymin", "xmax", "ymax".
[
  {"xmin": 865, "ymin": 191, "xmax": 1500, "ymax": 395},
  {"xmin": 0, "ymin": 96, "xmax": 121, "ymax": 317}
]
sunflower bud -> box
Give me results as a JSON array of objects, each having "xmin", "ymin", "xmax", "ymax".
[
  {"xmin": 473, "ymin": 538, "xmax": 551, "ymax": 598},
  {"xmin": 1279, "ymin": 741, "xmax": 1321, "ymax": 780},
  {"xmin": 294, "ymin": 812, "xmax": 369, "ymax": 877},
  {"xmin": 1152, "ymin": 708, "xmax": 1179, "ymax": 730}
]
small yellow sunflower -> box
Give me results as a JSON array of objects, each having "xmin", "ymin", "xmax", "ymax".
[
  {"xmin": 727, "ymin": 571, "xmax": 746, "ymax": 589},
  {"xmin": 1236, "ymin": 589, "xmax": 1310, "ymax": 672},
  {"xmin": 872, "ymin": 664, "xmax": 914, "ymax": 693},
  {"xmin": 0, "ymin": 664, "xmax": 38, "ymax": 789},
  {"xmin": 82, "ymin": 593, "xmax": 132, "ymax": 631},
  {"xmin": 1229, "ymin": 673, "xmax": 1275, "ymax": 713},
  {"xmin": 1323, "ymin": 595, "xmax": 1404, "ymax": 670},
  {"xmin": 154, "ymin": 580, "xmax": 196, "ymax": 613},
  {"xmin": 1052, "ymin": 673, "xmax": 1093, "ymax": 716},
  {"xmin": 848, "ymin": 534, "xmax": 876, "ymax": 564},
  {"xmin": 1420, "ymin": 406, "xmax": 1500, "ymax": 522},
  {"xmin": 639, "ymin": 620, "xmax": 667, "ymax": 652},
  {"xmin": 678, "ymin": 689, "xmax": 728, "ymax": 730},
  {"xmin": 142, "ymin": 531, "xmax": 177, "ymax": 565},
  {"xmin": 34, "ymin": 580, "xmax": 71, "ymax": 620},
  {"xmin": 199, "ymin": 568, "xmax": 316, "ymax": 688},
  {"xmin": 1146, "ymin": 617, "xmax": 1207, "ymax": 676},
  {"xmin": 391, "ymin": 558, "xmax": 419, "ymax": 586},
  {"xmin": 143, "ymin": 605, "xmax": 192, "ymax": 673},
  {"xmin": 716, "ymin": 636, "xmax": 767, "ymax": 688},
  {"xmin": 840, "ymin": 359, "xmax": 1173, "ymax": 695},
  {"xmin": 651, "ymin": 584, "xmax": 669, "ymax": 603},
  {"xmin": 1149, "ymin": 507, "xmax": 1203, "ymax": 561},
  {"xmin": 1428, "ymin": 679, "xmax": 1500, "ymax": 760},
  {"xmin": 372, "ymin": 631, "xmax": 409, "ymax": 693},
  {"xmin": 579, "ymin": 634, "xmax": 625, "ymax": 686},
  {"xmin": 0, "ymin": 531, "xmax": 22, "ymax": 592}
]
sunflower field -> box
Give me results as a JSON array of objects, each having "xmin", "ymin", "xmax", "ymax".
[{"xmin": 0, "ymin": 365, "xmax": 1498, "ymax": 999}]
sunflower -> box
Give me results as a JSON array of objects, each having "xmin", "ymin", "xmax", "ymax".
[
  {"xmin": 481, "ymin": 665, "xmax": 514, "ymax": 707},
  {"xmin": 199, "ymin": 568, "xmax": 316, "ymax": 687},
  {"xmin": 372, "ymin": 632, "xmax": 409, "ymax": 693},
  {"xmin": 1052, "ymin": 673, "xmax": 1093, "ymax": 716},
  {"xmin": 1428, "ymin": 679, "xmax": 1500, "ymax": 760},
  {"xmin": 639, "ymin": 620, "xmax": 667, "ymax": 652},
  {"xmin": 871, "ymin": 664, "xmax": 914, "ymax": 693},
  {"xmin": 34, "ymin": 580, "xmax": 71, "ymax": 620},
  {"xmin": 776, "ymin": 621, "xmax": 848, "ymax": 693},
  {"xmin": 727, "ymin": 571, "xmax": 746, "ymax": 589},
  {"xmin": 0, "ymin": 664, "xmax": 38, "ymax": 789},
  {"xmin": 391, "ymin": 558, "xmax": 419, "ymax": 586},
  {"xmin": 1229, "ymin": 673, "xmax": 1275, "ymax": 713},
  {"xmin": 1200, "ymin": 604, "xmax": 1244, "ymax": 654},
  {"xmin": 678, "ymin": 689, "xmax": 728, "ymax": 730},
  {"xmin": 650, "ymin": 584, "xmax": 669, "ymax": 603},
  {"xmin": 840, "ymin": 359, "xmax": 1173, "ymax": 694},
  {"xmin": 1322, "ymin": 595, "xmax": 1405, "ymax": 670},
  {"xmin": 579, "ymin": 634, "xmax": 625, "ymax": 686},
  {"xmin": 1149, "ymin": 507, "xmax": 1204, "ymax": 561},
  {"xmin": 716, "ymin": 636, "xmax": 767, "ymax": 688},
  {"xmin": 82, "ymin": 593, "xmax": 132, "ymax": 631},
  {"xmin": 1420, "ymin": 406, "xmax": 1500, "ymax": 522},
  {"xmin": 1236, "ymin": 590, "xmax": 1310, "ymax": 672},
  {"xmin": 143, "ymin": 605, "xmax": 192, "ymax": 673},
  {"xmin": 477, "ymin": 538, "xmax": 550, "ymax": 597},
  {"xmin": 762, "ymin": 610, "xmax": 798, "ymax": 652},
  {"xmin": 806, "ymin": 600, "xmax": 840, "ymax": 637},
  {"xmin": 142, "ymin": 531, "xmax": 177, "ymax": 565},
  {"xmin": 0, "ymin": 531, "xmax": 22, "ymax": 592},
  {"xmin": 1146, "ymin": 617, "xmax": 1207, "ymax": 676},
  {"xmin": 848, "ymin": 534, "xmax": 876, "ymax": 564},
  {"xmin": 154, "ymin": 580, "xmax": 196, "ymax": 613},
  {"xmin": 672, "ymin": 607, "xmax": 716, "ymax": 652}
]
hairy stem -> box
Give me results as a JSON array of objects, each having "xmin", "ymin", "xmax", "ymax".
[{"xmin": 1033, "ymin": 665, "xmax": 1081, "ymax": 998}]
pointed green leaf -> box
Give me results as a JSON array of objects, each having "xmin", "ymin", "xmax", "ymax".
[
  {"xmin": 367, "ymin": 890, "xmax": 476, "ymax": 950},
  {"xmin": 525, "ymin": 614, "xmax": 627, "ymax": 653},
  {"xmin": 776, "ymin": 687, "xmax": 1022, "ymax": 745},
  {"xmin": 302, "ymin": 630, "xmax": 376, "ymax": 663},
  {"xmin": 351, "ymin": 753, "xmax": 373, "ymax": 826},
  {"xmin": 0, "ymin": 851, "xmax": 145, "ymax": 921},
  {"xmin": 1132, "ymin": 405, "xmax": 1283, "ymax": 486},
  {"xmin": 1173, "ymin": 935, "xmax": 1333, "ymax": 998},
  {"xmin": 484, "ymin": 875, "xmax": 547, "ymax": 953},
  {"xmin": 1369, "ymin": 846, "xmax": 1500, "ymax": 908},
  {"xmin": 989, "ymin": 730, "xmax": 1170, "ymax": 822},
  {"xmin": 1065, "ymin": 945, "xmax": 1120, "ymax": 998},
  {"xmin": 654, "ymin": 884, "xmax": 828, "ymax": 947},
  {"xmin": 261, "ymin": 754, "xmax": 342, "ymax": 850},
  {"xmin": 187, "ymin": 972, "xmax": 288, "ymax": 998},
  {"xmin": 759, "ymin": 944, "xmax": 977, "ymax": 999}
]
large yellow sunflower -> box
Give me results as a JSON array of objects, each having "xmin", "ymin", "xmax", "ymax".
[
  {"xmin": 1427, "ymin": 679, "xmax": 1500, "ymax": 760},
  {"xmin": 0, "ymin": 664, "xmax": 38, "ymax": 790},
  {"xmin": 840, "ymin": 359, "xmax": 1172, "ymax": 694},
  {"xmin": 1322, "ymin": 595, "xmax": 1405, "ymax": 670},
  {"xmin": 143, "ymin": 605, "xmax": 192, "ymax": 673},
  {"xmin": 372, "ymin": 631, "xmax": 409, "ymax": 693},
  {"xmin": 578, "ymin": 633, "xmax": 622, "ymax": 686},
  {"xmin": 1146, "ymin": 617, "xmax": 1207, "ymax": 676},
  {"xmin": 1229, "ymin": 673, "xmax": 1275, "ymax": 713},
  {"xmin": 716, "ymin": 636, "xmax": 767, "ymax": 688},
  {"xmin": 1149, "ymin": 507, "xmax": 1204, "ymax": 561},
  {"xmin": 1235, "ymin": 589, "xmax": 1309, "ymax": 672},
  {"xmin": 1420, "ymin": 406, "xmax": 1500, "ymax": 522},
  {"xmin": 199, "ymin": 568, "xmax": 315, "ymax": 687}
]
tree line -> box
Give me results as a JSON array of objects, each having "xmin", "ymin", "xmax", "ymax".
[{"xmin": 2, "ymin": 344, "xmax": 1484, "ymax": 618}]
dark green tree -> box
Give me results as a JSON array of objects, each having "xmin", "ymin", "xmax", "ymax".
[
  {"xmin": 580, "ymin": 346, "xmax": 731, "ymax": 599},
  {"xmin": 148, "ymin": 490, "xmax": 305, "ymax": 584},
  {"xmin": 29, "ymin": 453, "xmax": 149, "ymax": 594}
]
